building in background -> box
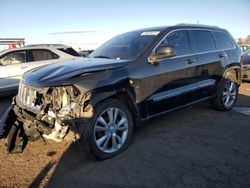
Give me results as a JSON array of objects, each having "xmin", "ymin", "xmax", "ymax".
[{"xmin": 0, "ymin": 38, "xmax": 25, "ymax": 50}]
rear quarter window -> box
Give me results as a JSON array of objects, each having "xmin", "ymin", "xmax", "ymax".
[
  {"xmin": 58, "ymin": 48, "xmax": 81, "ymax": 57},
  {"xmin": 188, "ymin": 30, "xmax": 216, "ymax": 53},
  {"xmin": 213, "ymin": 32, "xmax": 235, "ymax": 50}
]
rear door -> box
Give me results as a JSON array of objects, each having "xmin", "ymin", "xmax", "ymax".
[
  {"xmin": 187, "ymin": 30, "xmax": 221, "ymax": 99},
  {"xmin": 24, "ymin": 49, "xmax": 60, "ymax": 71}
]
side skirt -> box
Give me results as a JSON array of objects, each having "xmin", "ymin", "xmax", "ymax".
[{"xmin": 141, "ymin": 96, "xmax": 214, "ymax": 122}]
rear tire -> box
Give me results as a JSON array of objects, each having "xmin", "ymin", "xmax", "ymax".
[
  {"xmin": 78, "ymin": 99, "xmax": 134, "ymax": 160},
  {"xmin": 212, "ymin": 78, "xmax": 239, "ymax": 111}
]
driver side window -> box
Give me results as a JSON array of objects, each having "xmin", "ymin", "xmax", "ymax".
[
  {"xmin": 159, "ymin": 30, "xmax": 190, "ymax": 56},
  {"xmin": 0, "ymin": 51, "xmax": 26, "ymax": 66}
]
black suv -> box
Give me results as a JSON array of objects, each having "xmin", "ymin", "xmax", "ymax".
[{"xmin": 0, "ymin": 24, "xmax": 242, "ymax": 159}]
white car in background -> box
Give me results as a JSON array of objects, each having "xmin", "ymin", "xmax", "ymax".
[{"xmin": 0, "ymin": 44, "xmax": 81, "ymax": 96}]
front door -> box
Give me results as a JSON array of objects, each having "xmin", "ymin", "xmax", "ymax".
[
  {"xmin": 0, "ymin": 50, "xmax": 27, "ymax": 93},
  {"xmin": 131, "ymin": 30, "xmax": 200, "ymax": 117}
]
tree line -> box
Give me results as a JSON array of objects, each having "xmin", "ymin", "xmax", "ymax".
[{"xmin": 237, "ymin": 35, "xmax": 250, "ymax": 45}]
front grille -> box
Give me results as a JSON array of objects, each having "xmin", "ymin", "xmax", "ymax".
[{"xmin": 18, "ymin": 83, "xmax": 42, "ymax": 110}]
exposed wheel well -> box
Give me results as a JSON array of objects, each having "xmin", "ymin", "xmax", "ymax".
[
  {"xmin": 109, "ymin": 92, "xmax": 139, "ymax": 125},
  {"xmin": 224, "ymin": 68, "xmax": 242, "ymax": 85},
  {"xmin": 85, "ymin": 91, "xmax": 140, "ymax": 125}
]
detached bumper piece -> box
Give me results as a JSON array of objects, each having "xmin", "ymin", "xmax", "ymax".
[
  {"xmin": 7, "ymin": 122, "xmax": 27, "ymax": 153},
  {"xmin": 0, "ymin": 105, "xmax": 15, "ymax": 139},
  {"xmin": 0, "ymin": 104, "xmax": 26, "ymax": 153}
]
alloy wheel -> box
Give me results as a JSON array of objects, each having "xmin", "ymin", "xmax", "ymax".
[
  {"xmin": 94, "ymin": 107, "xmax": 128, "ymax": 153},
  {"xmin": 222, "ymin": 81, "xmax": 237, "ymax": 107}
]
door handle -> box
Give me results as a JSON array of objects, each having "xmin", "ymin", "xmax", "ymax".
[
  {"xmin": 218, "ymin": 53, "xmax": 225, "ymax": 58},
  {"xmin": 186, "ymin": 59, "xmax": 195, "ymax": 64},
  {"xmin": 21, "ymin": 66, "xmax": 28, "ymax": 69}
]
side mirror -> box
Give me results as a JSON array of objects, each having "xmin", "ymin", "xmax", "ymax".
[{"xmin": 148, "ymin": 46, "xmax": 176, "ymax": 65}]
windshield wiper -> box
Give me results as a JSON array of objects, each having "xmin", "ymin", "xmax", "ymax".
[{"xmin": 93, "ymin": 55, "xmax": 112, "ymax": 59}]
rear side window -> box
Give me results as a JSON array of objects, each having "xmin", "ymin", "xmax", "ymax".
[
  {"xmin": 30, "ymin": 50, "xmax": 58, "ymax": 61},
  {"xmin": 159, "ymin": 30, "xmax": 190, "ymax": 56},
  {"xmin": 188, "ymin": 30, "xmax": 216, "ymax": 53},
  {"xmin": 213, "ymin": 32, "xmax": 234, "ymax": 50}
]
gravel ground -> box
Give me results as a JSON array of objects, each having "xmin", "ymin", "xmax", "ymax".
[{"xmin": 0, "ymin": 83, "xmax": 250, "ymax": 188}]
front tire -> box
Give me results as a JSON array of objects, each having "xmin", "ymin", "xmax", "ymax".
[
  {"xmin": 212, "ymin": 78, "xmax": 239, "ymax": 111},
  {"xmin": 78, "ymin": 99, "xmax": 134, "ymax": 160}
]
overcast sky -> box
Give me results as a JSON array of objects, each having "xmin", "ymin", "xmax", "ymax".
[{"xmin": 0, "ymin": 0, "xmax": 249, "ymax": 50}]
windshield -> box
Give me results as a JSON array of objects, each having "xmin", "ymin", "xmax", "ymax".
[{"xmin": 89, "ymin": 30, "xmax": 160, "ymax": 60}]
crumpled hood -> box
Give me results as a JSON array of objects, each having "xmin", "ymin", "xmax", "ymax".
[{"xmin": 23, "ymin": 58, "xmax": 128, "ymax": 87}]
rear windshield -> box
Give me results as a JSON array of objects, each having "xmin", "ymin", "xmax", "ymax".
[{"xmin": 59, "ymin": 48, "xmax": 81, "ymax": 57}]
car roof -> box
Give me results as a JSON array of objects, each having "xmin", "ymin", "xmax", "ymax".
[
  {"xmin": 25, "ymin": 44, "xmax": 71, "ymax": 48},
  {"xmin": 174, "ymin": 23, "xmax": 220, "ymax": 29},
  {"xmin": 0, "ymin": 44, "xmax": 73, "ymax": 55},
  {"xmin": 168, "ymin": 24, "xmax": 225, "ymax": 33},
  {"xmin": 125, "ymin": 23, "xmax": 224, "ymax": 35}
]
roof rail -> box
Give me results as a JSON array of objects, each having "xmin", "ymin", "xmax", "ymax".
[
  {"xmin": 175, "ymin": 23, "xmax": 220, "ymax": 29},
  {"xmin": 25, "ymin": 44, "xmax": 68, "ymax": 47}
]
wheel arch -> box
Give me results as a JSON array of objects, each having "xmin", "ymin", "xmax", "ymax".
[
  {"xmin": 84, "ymin": 90, "xmax": 141, "ymax": 125},
  {"xmin": 223, "ymin": 66, "xmax": 242, "ymax": 85}
]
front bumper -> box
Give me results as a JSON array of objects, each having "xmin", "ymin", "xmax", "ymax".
[{"xmin": 0, "ymin": 96, "xmax": 86, "ymax": 153}]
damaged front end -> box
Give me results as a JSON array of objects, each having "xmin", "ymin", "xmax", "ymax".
[{"xmin": 0, "ymin": 82, "xmax": 89, "ymax": 153}]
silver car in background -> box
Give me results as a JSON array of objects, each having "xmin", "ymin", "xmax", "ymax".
[
  {"xmin": 242, "ymin": 49, "xmax": 250, "ymax": 81},
  {"xmin": 0, "ymin": 44, "xmax": 81, "ymax": 96}
]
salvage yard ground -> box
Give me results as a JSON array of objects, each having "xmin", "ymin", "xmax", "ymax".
[{"xmin": 0, "ymin": 83, "xmax": 250, "ymax": 187}]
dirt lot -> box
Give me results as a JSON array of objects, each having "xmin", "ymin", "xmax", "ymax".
[{"xmin": 0, "ymin": 83, "xmax": 250, "ymax": 188}]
